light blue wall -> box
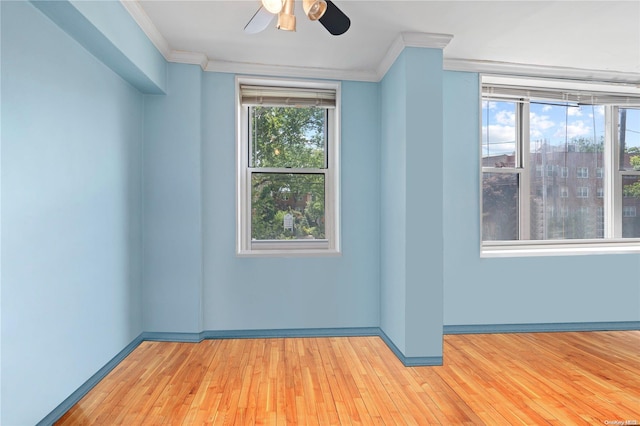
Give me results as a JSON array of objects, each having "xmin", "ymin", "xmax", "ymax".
[
  {"xmin": 380, "ymin": 48, "xmax": 444, "ymax": 359},
  {"xmin": 30, "ymin": 0, "xmax": 167, "ymax": 94},
  {"xmin": 443, "ymin": 71, "xmax": 640, "ymax": 326},
  {"xmin": 1, "ymin": 2, "xmax": 144, "ymax": 424},
  {"xmin": 380, "ymin": 53, "xmax": 408, "ymax": 351},
  {"xmin": 143, "ymin": 63, "xmax": 203, "ymax": 333},
  {"xmin": 199, "ymin": 73, "xmax": 381, "ymax": 330},
  {"xmin": 404, "ymin": 48, "xmax": 444, "ymax": 357},
  {"xmin": 0, "ymin": 0, "xmax": 3, "ymax": 416}
]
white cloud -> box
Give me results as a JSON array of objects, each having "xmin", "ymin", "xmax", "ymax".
[
  {"xmin": 554, "ymin": 120, "xmax": 591, "ymax": 139},
  {"xmin": 482, "ymin": 124, "xmax": 516, "ymax": 145},
  {"xmin": 542, "ymin": 105, "xmax": 553, "ymax": 112},
  {"xmin": 495, "ymin": 110, "xmax": 515, "ymax": 125},
  {"xmin": 567, "ymin": 107, "xmax": 582, "ymax": 117},
  {"xmin": 530, "ymin": 112, "xmax": 555, "ymax": 139},
  {"xmin": 483, "ymin": 101, "xmax": 498, "ymax": 110}
]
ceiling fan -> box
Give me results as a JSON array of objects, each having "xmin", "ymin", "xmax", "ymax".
[{"xmin": 244, "ymin": 0, "xmax": 351, "ymax": 36}]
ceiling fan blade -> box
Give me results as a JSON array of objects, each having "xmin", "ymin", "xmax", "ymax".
[
  {"xmin": 318, "ymin": 0, "xmax": 350, "ymax": 36},
  {"xmin": 244, "ymin": 6, "xmax": 275, "ymax": 34}
]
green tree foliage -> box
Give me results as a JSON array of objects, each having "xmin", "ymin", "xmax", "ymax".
[
  {"xmin": 251, "ymin": 106, "xmax": 325, "ymax": 168},
  {"xmin": 623, "ymin": 177, "xmax": 640, "ymax": 199},
  {"xmin": 250, "ymin": 106, "xmax": 327, "ymax": 240},
  {"xmin": 627, "ymin": 147, "xmax": 640, "ymax": 155},
  {"xmin": 572, "ymin": 136, "xmax": 604, "ymax": 153}
]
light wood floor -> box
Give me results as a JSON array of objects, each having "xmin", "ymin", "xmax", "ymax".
[{"xmin": 56, "ymin": 331, "xmax": 639, "ymax": 425}]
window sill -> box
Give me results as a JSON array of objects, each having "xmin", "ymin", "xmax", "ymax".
[
  {"xmin": 237, "ymin": 239, "xmax": 341, "ymax": 257},
  {"xmin": 481, "ymin": 239, "xmax": 640, "ymax": 258},
  {"xmin": 237, "ymin": 248, "xmax": 342, "ymax": 258}
]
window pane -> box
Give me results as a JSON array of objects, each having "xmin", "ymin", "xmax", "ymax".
[
  {"xmin": 250, "ymin": 106, "xmax": 326, "ymax": 169},
  {"xmin": 529, "ymin": 103, "xmax": 605, "ymax": 240},
  {"xmin": 620, "ymin": 108, "xmax": 640, "ymax": 171},
  {"xmin": 622, "ymin": 175, "xmax": 640, "ymax": 237},
  {"xmin": 482, "ymin": 101, "xmax": 516, "ymax": 168},
  {"xmin": 251, "ymin": 173, "xmax": 325, "ymax": 240},
  {"xmin": 482, "ymin": 173, "xmax": 519, "ymax": 240}
]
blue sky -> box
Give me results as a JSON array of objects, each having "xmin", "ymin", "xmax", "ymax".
[{"xmin": 482, "ymin": 102, "xmax": 640, "ymax": 157}]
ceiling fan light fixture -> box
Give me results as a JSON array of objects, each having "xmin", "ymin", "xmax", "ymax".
[
  {"xmin": 261, "ymin": 0, "xmax": 284, "ymax": 14},
  {"xmin": 303, "ymin": 0, "xmax": 327, "ymax": 20},
  {"xmin": 276, "ymin": 0, "xmax": 296, "ymax": 31}
]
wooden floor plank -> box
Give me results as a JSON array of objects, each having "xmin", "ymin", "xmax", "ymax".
[{"xmin": 56, "ymin": 331, "xmax": 640, "ymax": 425}]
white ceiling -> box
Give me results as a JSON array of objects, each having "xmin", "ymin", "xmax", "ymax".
[{"xmin": 130, "ymin": 0, "xmax": 640, "ymax": 82}]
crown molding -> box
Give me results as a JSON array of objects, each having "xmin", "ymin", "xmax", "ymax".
[
  {"xmin": 168, "ymin": 50, "xmax": 209, "ymax": 70},
  {"xmin": 205, "ymin": 60, "xmax": 378, "ymax": 82},
  {"xmin": 401, "ymin": 32, "xmax": 455, "ymax": 50},
  {"xmin": 444, "ymin": 58, "xmax": 640, "ymax": 86},
  {"xmin": 119, "ymin": 0, "xmax": 171, "ymax": 59},
  {"xmin": 375, "ymin": 32, "xmax": 454, "ymax": 81}
]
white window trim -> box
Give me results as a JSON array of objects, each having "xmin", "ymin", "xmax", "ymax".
[
  {"xmin": 236, "ymin": 76, "xmax": 341, "ymax": 257},
  {"xmin": 482, "ymin": 238, "xmax": 640, "ymax": 258},
  {"xmin": 480, "ymin": 75, "xmax": 640, "ymax": 257}
]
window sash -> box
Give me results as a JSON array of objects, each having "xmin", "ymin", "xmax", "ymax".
[
  {"xmin": 481, "ymin": 80, "xmax": 640, "ymax": 250},
  {"xmin": 248, "ymin": 106, "xmax": 328, "ymax": 169}
]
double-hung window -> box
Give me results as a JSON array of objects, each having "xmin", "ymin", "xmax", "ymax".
[
  {"xmin": 481, "ymin": 75, "xmax": 640, "ymax": 256},
  {"xmin": 236, "ymin": 77, "xmax": 341, "ymax": 256}
]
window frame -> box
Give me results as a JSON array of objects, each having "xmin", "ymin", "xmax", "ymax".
[
  {"xmin": 480, "ymin": 75, "xmax": 640, "ymax": 257},
  {"xmin": 236, "ymin": 76, "xmax": 341, "ymax": 257}
]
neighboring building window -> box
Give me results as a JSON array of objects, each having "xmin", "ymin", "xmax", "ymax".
[
  {"xmin": 577, "ymin": 187, "xmax": 589, "ymax": 198},
  {"xmin": 236, "ymin": 77, "xmax": 341, "ymax": 256},
  {"xmin": 546, "ymin": 165, "xmax": 555, "ymax": 177},
  {"xmin": 577, "ymin": 167, "xmax": 589, "ymax": 178},
  {"xmin": 481, "ymin": 76, "xmax": 640, "ymax": 255},
  {"xmin": 623, "ymin": 206, "xmax": 637, "ymax": 217},
  {"xmin": 560, "ymin": 187, "xmax": 569, "ymax": 198},
  {"xmin": 547, "ymin": 206, "xmax": 555, "ymax": 218}
]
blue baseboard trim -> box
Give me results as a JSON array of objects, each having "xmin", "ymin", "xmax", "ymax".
[
  {"xmin": 444, "ymin": 321, "xmax": 640, "ymax": 335},
  {"xmin": 201, "ymin": 327, "xmax": 381, "ymax": 340},
  {"xmin": 378, "ymin": 330, "xmax": 443, "ymax": 367},
  {"xmin": 140, "ymin": 331, "xmax": 205, "ymax": 342},
  {"xmin": 139, "ymin": 327, "xmax": 381, "ymax": 343},
  {"xmin": 37, "ymin": 334, "xmax": 145, "ymax": 426}
]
